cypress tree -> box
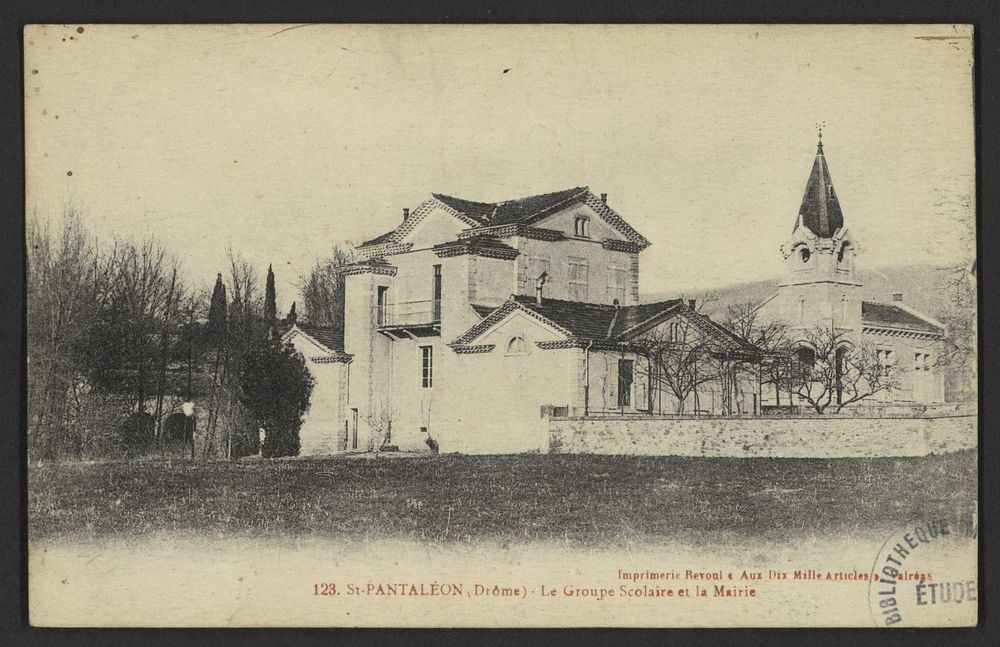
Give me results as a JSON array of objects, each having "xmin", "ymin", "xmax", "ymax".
[
  {"xmin": 207, "ymin": 273, "xmax": 227, "ymax": 346},
  {"xmin": 264, "ymin": 264, "xmax": 277, "ymax": 328}
]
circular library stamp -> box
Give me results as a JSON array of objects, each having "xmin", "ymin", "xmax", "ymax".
[{"xmin": 867, "ymin": 517, "xmax": 978, "ymax": 628}]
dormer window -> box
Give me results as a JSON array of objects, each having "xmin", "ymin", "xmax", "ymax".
[{"xmin": 574, "ymin": 215, "xmax": 590, "ymax": 238}]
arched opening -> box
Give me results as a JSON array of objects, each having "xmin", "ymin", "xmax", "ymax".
[
  {"xmin": 507, "ymin": 336, "xmax": 527, "ymax": 355},
  {"xmin": 799, "ymin": 247, "xmax": 811, "ymax": 264},
  {"xmin": 837, "ymin": 242, "xmax": 852, "ymax": 266},
  {"xmin": 795, "ymin": 346, "xmax": 815, "ymax": 368},
  {"xmin": 574, "ymin": 215, "xmax": 590, "ymax": 238}
]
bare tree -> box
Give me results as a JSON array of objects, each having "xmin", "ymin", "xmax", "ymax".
[
  {"xmin": 723, "ymin": 298, "xmax": 795, "ymax": 408},
  {"xmin": 299, "ymin": 243, "xmax": 356, "ymax": 326},
  {"xmin": 205, "ymin": 249, "xmax": 264, "ymax": 459},
  {"xmin": 788, "ymin": 324, "xmax": 899, "ymax": 414},
  {"xmin": 26, "ymin": 207, "xmax": 102, "ymax": 458},
  {"xmin": 366, "ymin": 401, "xmax": 396, "ymax": 453},
  {"xmin": 633, "ymin": 317, "xmax": 720, "ymax": 415}
]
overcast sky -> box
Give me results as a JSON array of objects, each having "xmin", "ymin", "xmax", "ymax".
[{"xmin": 25, "ymin": 24, "xmax": 974, "ymax": 311}]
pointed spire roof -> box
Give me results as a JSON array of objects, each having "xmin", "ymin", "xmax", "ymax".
[{"xmin": 796, "ymin": 132, "xmax": 844, "ymax": 238}]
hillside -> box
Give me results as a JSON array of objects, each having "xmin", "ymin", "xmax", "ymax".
[{"xmin": 643, "ymin": 263, "xmax": 957, "ymax": 321}]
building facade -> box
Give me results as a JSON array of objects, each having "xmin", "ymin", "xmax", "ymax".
[
  {"xmin": 286, "ymin": 187, "xmax": 749, "ymax": 454},
  {"xmin": 758, "ymin": 136, "xmax": 946, "ymax": 408},
  {"xmin": 283, "ymin": 137, "xmax": 947, "ymax": 455}
]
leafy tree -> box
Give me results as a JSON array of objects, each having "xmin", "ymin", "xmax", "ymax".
[{"xmin": 239, "ymin": 339, "xmax": 314, "ymax": 457}]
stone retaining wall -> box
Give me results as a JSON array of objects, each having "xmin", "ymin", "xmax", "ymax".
[{"xmin": 547, "ymin": 415, "xmax": 976, "ymax": 457}]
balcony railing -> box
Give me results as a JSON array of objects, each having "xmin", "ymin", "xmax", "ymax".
[{"xmin": 376, "ymin": 299, "xmax": 441, "ymax": 328}]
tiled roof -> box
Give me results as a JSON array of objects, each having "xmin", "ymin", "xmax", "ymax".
[
  {"xmin": 511, "ymin": 295, "xmax": 624, "ymax": 339},
  {"xmin": 797, "ymin": 139, "xmax": 844, "ymax": 238},
  {"xmin": 278, "ymin": 322, "xmax": 345, "ymax": 353},
  {"xmin": 433, "ymin": 187, "xmax": 588, "ymax": 227},
  {"xmin": 432, "ymin": 236, "xmax": 520, "ymax": 259},
  {"xmin": 475, "ymin": 295, "xmax": 753, "ymax": 352},
  {"xmin": 862, "ymin": 301, "xmax": 943, "ymax": 334},
  {"xmin": 608, "ymin": 299, "xmax": 685, "ymax": 337},
  {"xmin": 279, "ymin": 322, "xmax": 349, "ymax": 355},
  {"xmin": 358, "ymin": 229, "xmax": 398, "ymax": 248},
  {"xmin": 295, "ymin": 323, "xmax": 345, "ymax": 353},
  {"xmin": 356, "ymin": 186, "xmax": 651, "ymax": 254},
  {"xmin": 471, "ymin": 304, "xmax": 496, "ymax": 319}
]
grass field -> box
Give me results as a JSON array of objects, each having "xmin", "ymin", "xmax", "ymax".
[{"xmin": 28, "ymin": 451, "xmax": 977, "ymax": 545}]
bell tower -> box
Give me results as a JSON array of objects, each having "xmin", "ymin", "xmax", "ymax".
[{"xmin": 775, "ymin": 129, "xmax": 862, "ymax": 336}]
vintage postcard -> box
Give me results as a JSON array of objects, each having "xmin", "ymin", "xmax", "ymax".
[{"xmin": 25, "ymin": 24, "xmax": 977, "ymax": 627}]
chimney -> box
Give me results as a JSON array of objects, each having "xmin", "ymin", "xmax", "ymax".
[
  {"xmin": 535, "ymin": 271, "xmax": 548, "ymax": 305},
  {"xmin": 600, "ymin": 193, "xmax": 608, "ymax": 204},
  {"xmin": 688, "ymin": 299, "xmax": 696, "ymax": 310},
  {"xmin": 892, "ymin": 293, "xmax": 903, "ymax": 302},
  {"xmin": 402, "ymin": 207, "xmax": 410, "ymax": 221}
]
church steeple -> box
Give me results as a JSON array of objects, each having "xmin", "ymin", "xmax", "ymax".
[{"xmin": 796, "ymin": 127, "xmax": 843, "ymax": 238}]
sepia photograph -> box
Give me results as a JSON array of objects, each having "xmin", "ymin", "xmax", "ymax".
[{"xmin": 24, "ymin": 24, "xmax": 977, "ymax": 627}]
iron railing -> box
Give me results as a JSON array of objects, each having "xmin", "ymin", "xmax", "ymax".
[{"xmin": 376, "ymin": 299, "xmax": 441, "ymax": 327}]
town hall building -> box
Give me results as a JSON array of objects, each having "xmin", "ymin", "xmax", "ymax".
[{"xmin": 757, "ymin": 134, "xmax": 946, "ymax": 408}]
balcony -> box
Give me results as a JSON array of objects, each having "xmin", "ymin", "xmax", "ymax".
[{"xmin": 376, "ymin": 299, "xmax": 441, "ymax": 338}]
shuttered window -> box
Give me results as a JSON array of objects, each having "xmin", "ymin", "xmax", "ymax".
[{"xmin": 568, "ymin": 257, "xmax": 589, "ymax": 301}]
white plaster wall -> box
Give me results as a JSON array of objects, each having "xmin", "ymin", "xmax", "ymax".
[
  {"xmin": 517, "ymin": 237, "xmax": 636, "ymax": 305},
  {"xmin": 405, "ymin": 207, "xmax": 467, "ymax": 248},
  {"xmin": 434, "ymin": 311, "xmax": 579, "ymax": 453},
  {"xmin": 469, "ymin": 255, "xmax": 518, "ymax": 308},
  {"xmin": 536, "ymin": 202, "xmax": 625, "ymax": 241},
  {"xmin": 299, "ymin": 361, "xmax": 347, "ymax": 455}
]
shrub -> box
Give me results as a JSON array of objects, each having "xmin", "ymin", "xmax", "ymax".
[{"xmin": 121, "ymin": 412, "xmax": 155, "ymax": 453}]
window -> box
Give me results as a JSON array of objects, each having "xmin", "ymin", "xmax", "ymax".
[
  {"xmin": 519, "ymin": 256, "xmax": 551, "ymax": 294},
  {"xmin": 877, "ymin": 349, "xmax": 894, "ymax": 376},
  {"xmin": 507, "ymin": 336, "xmax": 527, "ymax": 355},
  {"xmin": 914, "ymin": 352, "xmax": 923, "ymax": 372},
  {"xmin": 798, "ymin": 297, "xmax": 806, "ymax": 321},
  {"xmin": 529, "ymin": 256, "xmax": 551, "ymax": 283},
  {"xmin": 376, "ymin": 286, "xmax": 389, "ymax": 325},
  {"xmin": 432, "ymin": 265, "xmax": 442, "ymax": 321},
  {"xmin": 420, "ymin": 346, "xmax": 433, "ymax": 388},
  {"xmin": 618, "ymin": 359, "xmax": 634, "ymax": 407},
  {"xmin": 799, "ymin": 247, "xmax": 811, "ymax": 264},
  {"xmin": 574, "ymin": 215, "xmax": 590, "ymax": 237},
  {"xmin": 669, "ymin": 321, "xmax": 683, "ymax": 343},
  {"xmin": 796, "ymin": 346, "xmax": 816, "ymax": 368},
  {"xmin": 608, "ymin": 266, "xmax": 626, "ymax": 304},
  {"xmin": 568, "ymin": 257, "xmax": 589, "ymax": 301},
  {"xmin": 837, "ymin": 243, "xmax": 853, "ymax": 270}
]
